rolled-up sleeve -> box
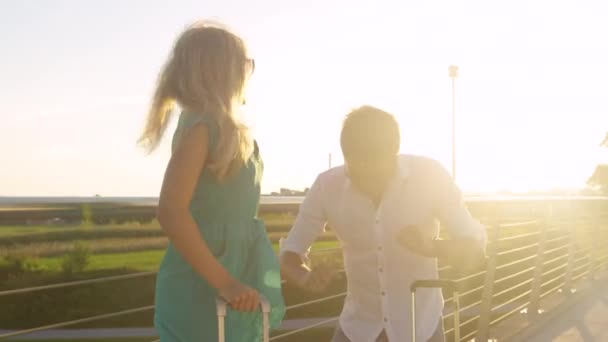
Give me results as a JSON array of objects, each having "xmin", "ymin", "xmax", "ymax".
[
  {"xmin": 280, "ymin": 174, "xmax": 328, "ymax": 258},
  {"xmin": 432, "ymin": 161, "xmax": 487, "ymax": 245}
]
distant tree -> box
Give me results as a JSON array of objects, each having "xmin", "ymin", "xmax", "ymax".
[
  {"xmin": 588, "ymin": 165, "xmax": 608, "ymax": 194},
  {"xmin": 587, "ymin": 133, "xmax": 608, "ymax": 194}
]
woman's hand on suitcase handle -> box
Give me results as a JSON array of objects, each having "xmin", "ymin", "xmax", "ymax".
[{"xmin": 218, "ymin": 279, "xmax": 260, "ymax": 312}]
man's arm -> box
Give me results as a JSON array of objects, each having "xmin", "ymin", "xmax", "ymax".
[
  {"xmin": 397, "ymin": 160, "xmax": 486, "ymax": 270},
  {"xmin": 280, "ymin": 175, "xmax": 334, "ymax": 292},
  {"xmin": 433, "ymin": 160, "xmax": 486, "ymax": 269}
]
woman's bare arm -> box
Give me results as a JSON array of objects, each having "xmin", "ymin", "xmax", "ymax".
[{"xmin": 156, "ymin": 124, "xmax": 234, "ymax": 289}]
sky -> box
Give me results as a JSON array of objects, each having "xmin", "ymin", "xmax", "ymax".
[{"xmin": 1, "ymin": 0, "xmax": 607, "ymax": 196}]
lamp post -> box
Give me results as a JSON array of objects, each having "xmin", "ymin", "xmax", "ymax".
[{"xmin": 449, "ymin": 65, "xmax": 459, "ymax": 181}]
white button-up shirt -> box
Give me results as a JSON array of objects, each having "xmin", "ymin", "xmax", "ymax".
[{"xmin": 281, "ymin": 154, "xmax": 486, "ymax": 342}]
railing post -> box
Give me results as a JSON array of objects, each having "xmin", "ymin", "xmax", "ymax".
[
  {"xmin": 528, "ymin": 221, "xmax": 548, "ymax": 321},
  {"xmin": 561, "ymin": 222, "xmax": 576, "ymax": 295},
  {"xmin": 475, "ymin": 225, "xmax": 500, "ymax": 342},
  {"xmin": 588, "ymin": 222, "xmax": 599, "ymax": 281}
]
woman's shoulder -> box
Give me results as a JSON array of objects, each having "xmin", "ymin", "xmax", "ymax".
[
  {"xmin": 172, "ymin": 111, "xmax": 219, "ymax": 152},
  {"xmin": 179, "ymin": 111, "xmax": 218, "ymax": 129}
]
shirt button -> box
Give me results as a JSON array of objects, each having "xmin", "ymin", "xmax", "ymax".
[
  {"xmin": 384, "ymin": 317, "xmax": 388, "ymax": 322},
  {"xmin": 379, "ymin": 267, "xmax": 383, "ymax": 272},
  {"xmin": 377, "ymin": 246, "xmax": 383, "ymax": 251},
  {"xmin": 381, "ymin": 291, "xmax": 386, "ymax": 296}
]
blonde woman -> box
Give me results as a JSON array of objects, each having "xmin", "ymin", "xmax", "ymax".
[{"xmin": 139, "ymin": 21, "xmax": 285, "ymax": 341}]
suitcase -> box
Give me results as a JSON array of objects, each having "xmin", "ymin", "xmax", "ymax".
[
  {"xmin": 411, "ymin": 279, "xmax": 460, "ymax": 342},
  {"xmin": 216, "ymin": 295, "xmax": 271, "ymax": 342}
]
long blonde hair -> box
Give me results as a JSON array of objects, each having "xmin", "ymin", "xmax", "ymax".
[{"xmin": 138, "ymin": 20, "xmax": 253, "ymax": 181}]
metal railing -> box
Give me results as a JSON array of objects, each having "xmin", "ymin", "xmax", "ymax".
[{"xmin": 1, "ymin": 215, "xmax": 607, "ymax": 341}]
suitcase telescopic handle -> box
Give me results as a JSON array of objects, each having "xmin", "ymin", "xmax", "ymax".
[
  {"xmin": 411, "ymin": 279, "xmax": 461, "ymax": 342},
  {"xmin": 410, "ymin": 279, "xmax": 460, "ymax": 293},
  {"xmin": 216, "ymin": 295, "xmax": 271, "ymax": 342}
]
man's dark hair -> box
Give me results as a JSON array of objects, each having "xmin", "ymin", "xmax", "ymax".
[{"xmin": 340, "ymin": 105, "xmax": 401, "ymax": 159}]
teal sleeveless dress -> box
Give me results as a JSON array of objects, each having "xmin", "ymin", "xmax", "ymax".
[{"xmin": 154, "ymin": 112, "xmax": 285, "ymax": 341}]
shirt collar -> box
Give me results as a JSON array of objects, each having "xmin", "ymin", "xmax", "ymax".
[
  {"xmin": 343, "ymin": 154, "xmax": 410, "ymax": 190},
  {"xmin": 397, "ymin": 154, "xmax": 410, "ymax": 180}
]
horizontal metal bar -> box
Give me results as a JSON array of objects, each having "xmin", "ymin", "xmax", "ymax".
[
  {"xmin": 455, "ymin": 270, "xmax": 486, "ymax": 282},
  {"xmin": 286, "ymin": 292, "xmax": 346, "ymax": 311},
  {"xmin": 597, "ymin": 244, "xmax": 608, "ymax": 255},
  {"xmin": 443, "ymin": 301, "xmax": 482, "ymax": 320},
  {"xmin": 495, "ymin": 266, "xmax": 536, "ymax": 285},
  {"xmin": 0, "ymin": 271, "xmax": 157, "ymax": 297},
  {"xmin": 443, "ymin": 314, "xmax": 479, "ymax": 337},
  {"xmin": 460, "ymin": 327, "xmax": 480, "ymax": 342},
  {"xmin": 541, "ymin": 272, "xmax": 565, "ymax": 288},
  {"xmin": 444, "ymin": 285, "xmax": 485, "ymax": 306},
  {"xmin": 573, "ymin": 255, "xmax": 592, "ymax": 268},
  {"xmin": 311, "ymin": 247, "xmax": 342, "ymax": 254},
  {"xmin": 496, "ymin": 254, "xmax": 539, "ymax": 270},
  {"xmin": 460, "ymin": 284, "xmax": 486, "ymax": 298},
  {"xmin": 571, "ymin": 269, "xmax": 590, "ymax": 283},
  {"xmin": 497, "ymin": 242, "xmax": 540, "ymax": 257},
  {"xmin": 597, "ymin": 256, "xmax": 608, "ymax": 270},
  {"xmin": 543, "ymin": 235, "xmax": 570, "ymax": 245},
  {"xmin": 541, "ymin": 263, "xmax": 567, "ymax": 278},
  {"xmin": 540, "ymin": 281, "xmax": 566, "ymax": 300},
  {"xmin": 542, "ymin": 244, "xmax": 569, "ymax": 256},
  {"xmin": 545, "ymin": 226, "xmax": 567, "ymax": 234},
  {"xmin": 499, "ymin": 220, "xmax": 541, "ymax": 229},
  {"xmin": 0, "ymin": 306, "xmax": 154, "ymax": 339},
  {"xmin": 597, "ymin": 254, "xmax": 608, "ymax": 264},
  {"xmin": 492, "ymin": 289, "xmax": 533, "ymax": 313},
  {"xmin": 542, "ymin": 254, "xmax": 569, "ymax": 268},
  {"xmin": 572, "ymin": 261, "xmax": 592, "ymax": 275},
  {"xmin": 574, "ymin": 246, "xmax": 594, "ymax": 257},
  {"xmin": 492, "ymin": 278, "xmax": 533, "ymax": 299},
  {"xmin": 269, "ymin": 317, "xmax": 338, "ymax": 341},
  {"xmin": 498, "ymin": 231, "xmax": 541, "ymax": 243},
  {"xmin": 490, "ymin": 300, "xmax": 530, "ymax": 326},
  {"xmin": 545, "ymin": 225, "xmax": 568, "ymax": 234}
]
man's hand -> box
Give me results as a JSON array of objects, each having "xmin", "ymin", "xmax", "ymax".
[
  {"xmin": 397, "ymin": 226, "xmax": 486, "ymax": 273},
  {"xmin": 397, "ymin": 225, "xmax": 438, "ymax": 258},
  {"xmin": 281, "ymin": 251, "xmax": 336, "ymax": 293},
  {"xmin": 300, "ymin": 263, "xmax": 335, "ymax": 293}
]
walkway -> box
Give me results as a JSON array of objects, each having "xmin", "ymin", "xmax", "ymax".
[
  {"xmin": 509, "ymin": 272, "xmax": 608, "ymax": 342},
  {"xmin": 0, "ymin": 318, "xmax": 337, "ymax": 340}
]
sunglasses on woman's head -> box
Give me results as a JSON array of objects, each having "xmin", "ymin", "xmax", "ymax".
[{"xmin": 247, "ymin": 58, "xmax": 255, "ymax": 75}]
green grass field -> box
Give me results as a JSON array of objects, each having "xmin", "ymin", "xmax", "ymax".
[
  {"xmin": 29, "ymin": 240, "xmax": 339, "ymax": 273},
  {"xmin": 0, "ymin": 218, "xmax": 344, "ymax": 330},
  {"xmin": 34, "ymin": 249, "xmax": 167, "ymax": 272},
  {"xmin": 0, "ymin": 218, "xmax": 339, "ymax": 274},
  {"xmin": 0, "ymin": 225, "xmax": 77, "ymax": 237}
]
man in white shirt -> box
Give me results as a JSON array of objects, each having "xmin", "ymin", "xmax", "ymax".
[{"xmin": 280, "ymin": 106, "xmax": 486, "ymax": 342}]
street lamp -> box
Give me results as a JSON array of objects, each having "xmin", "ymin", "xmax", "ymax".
[{"xmin": 449, "ymin": 65, "xmax": 459, "ymax": 181}]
